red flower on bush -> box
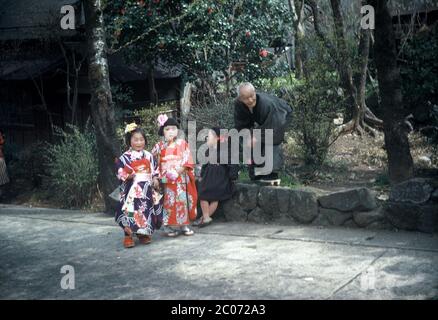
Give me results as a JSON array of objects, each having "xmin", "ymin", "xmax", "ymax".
[{"xmin": 259, "ymin": 49, "xmax": 268, "ymax": 58}]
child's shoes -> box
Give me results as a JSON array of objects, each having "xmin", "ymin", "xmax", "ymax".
[
  {"xmin": 193, "ymin": 216, "xmax": 212, "ymax": 228},
  {"xmin": 123, "ymin": 235, "xmax": 135, "ymax": 248},
  {"xmin": 162, "ymin": 226, "xmax": 180, "ymax": 237},
  {"xmin": 137, "ymin": 234, "xmax": 152, "ymax": 245},
  {"xmin": 199, "ymin": 216, "xmax": 213, "ymax": 228},
  {"xmin": 181, "ymin": 225, "xmax": 195, "ymax": 236}
]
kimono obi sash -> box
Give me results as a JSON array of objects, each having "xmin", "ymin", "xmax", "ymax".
[
  {"xmin": 160, "ymin": 153, "xmax": 182, "ymax": 166},
  {"xmin": 126, "ymin": 158, "xmax": 152, "ymax": 183},
  {"xmin": 134, "ymin": 173, "xmax": 151, "ymax": 183},
  {"xmin": 159, "ymin": 151, "xmax": 184, "ymax": 184}
]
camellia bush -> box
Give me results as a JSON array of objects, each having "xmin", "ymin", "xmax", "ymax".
[{"xmin": 104, "ymin": 0, "xmax": 292, "ymax": 96}]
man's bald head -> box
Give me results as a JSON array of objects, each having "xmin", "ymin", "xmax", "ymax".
[{"xmin": 237, "ymin": 82, "xmax": 257, "ymax": 108}]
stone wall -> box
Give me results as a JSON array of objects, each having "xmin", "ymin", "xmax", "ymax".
[
  {"xmin": 214, "ymin": 179, "xmax": 438, "ymax": 233},
  {"xmin": 385, "ymin": 178, "xmax": 438, "ymax": 233}
]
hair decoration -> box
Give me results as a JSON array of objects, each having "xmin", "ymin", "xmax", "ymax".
[
  {"xmin": 157, "ymin": 114, "xmax": 169, "ymax": 127},
  {"xmin": 124, "ymin": 122, "xmax": 138, "ymax": 134},
  {"xmin": 218, "ymin": 134, "xmax": 227, "ymax": 143}
]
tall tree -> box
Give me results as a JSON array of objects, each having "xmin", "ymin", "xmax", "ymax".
[
  {"xmin": 307, "ymin": 0, "xmax": 382, "ymax": 134},
  {"xmin": 288, "ymin": 0, "xmax": 306, "ymax": 79},
  {"xmin": 330, "ymin": 0, "xmax": 359, "ymax": 126},
  {"xmin": 84, "ymin": 0, "xmax": 121, "ymax": 212},
  {"xmin": 369, "ymin": 0, "xmax": 414, "ymax": 183}
]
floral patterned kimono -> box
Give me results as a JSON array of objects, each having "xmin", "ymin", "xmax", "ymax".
[
  {"xmin": 115, "ymin": 149, "xmax": 163, "ymax": 235},
  {"xmin": 152, "ymin": 139, "xmax": 197, "ymax": 227}
]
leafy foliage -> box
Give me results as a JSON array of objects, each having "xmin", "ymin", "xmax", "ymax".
[
  {"xmin": 104, "ymin": 0, "xmax": 292, "ymax": 93},
  {"xmin": 45, "ymin": 124, "xmax": 98, "ymax": 208},
  {"xmin": 189, "ymin": 94, "xmax": 235, "ymax": 130},
  {"xmin": 400, "ymin": 23, "xmax": 438, "ymax": 128},
  {"xmin": 129, "ymin": 102, "xmax": 176, "ymax": 149},
  {"xmin": 280, "ymin": 39, "xmax": 344, "ymax": 166}
]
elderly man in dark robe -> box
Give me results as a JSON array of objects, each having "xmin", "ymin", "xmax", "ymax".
[{"xmin": 234, "ymin": 82, "xmax": 292, "ymax": 181}]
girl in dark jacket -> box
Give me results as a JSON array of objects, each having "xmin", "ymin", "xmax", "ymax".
[{"xmin": 194, "ymin": 127, "xmax": 238, "ymax": 227}]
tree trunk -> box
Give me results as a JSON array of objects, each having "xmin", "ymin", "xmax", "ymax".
[
  {"xmin": 307, "ymin": 0, "xmax": 336, "ymax": 56},
  {"xmin": 84, "ymin": 0, "xmax": 121, "ymax": 212},
  {"xmin": 309, "ymin": 0, "xmax": 382, "ymax": 134},
  {"xmin": 330, "ymin": 0, "xmax": 360, "ymax": 126},
  {"xmin": 31, "ymin": 76, "xmax": 55, "ymax": 137},
  {"xmin": 355, "ymin": 1, "xmax": 383, "ymax": 134},
  {"xmin": 369, "ymin": 0, "xmax": 414, "ymax": 184},
  {"xmin": 147, "ymin": 62, "xmax": 159, "ymax": 106},
  {"xmin": 354, "ymin": 23, "xmax": 383, "ymax": 135},
  {"xmin": 288, "ymin": 0, "xmax": 305, "ymax": 79},
  {"xmin": 354, "ymin": 27, "xmax": 369, "ymax": 128},
  {"xmin": 59, "ymin": 41, "xmax": 84, "ymax": 125},
  {"xmin": 180, "ymin": 81, "xmax": 192, "ymax": 132}
]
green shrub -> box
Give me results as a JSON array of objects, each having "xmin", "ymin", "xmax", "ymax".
[
  {"xmin": 255, "ymin": 74, "xmax": 301, "ymax": 98},
  {"xmin": 112, "ymin": 83, "xmax": 135, "ymax": 126},
  {"xmin": 282, "ymin": 69, "xmax": 343, "ymax": 166},
  {"xmin": 254, "ymin": 35, "xmax": 344, "ymax": 167},
  {"xmin": 400, "ymin": 24, "xmax": 438, "ymax": 120},
  {"xmin": 189, "ymin": 94, "xmax": 235, "ymax": 130},
  {"xmin": 45, "ymin": 124, "xmax": 98, "ymax": 208}
]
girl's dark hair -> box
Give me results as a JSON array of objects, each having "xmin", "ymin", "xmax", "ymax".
[
  {"xmin": 209, "ymin": 127, "xmax": 229, "ymax": 161},
  {"xmin": 211, "ymin": 127, "xmax": 221, "ymax": 139},
  {"xmin": 158, "ymin": 118, "xmax": 179, "ymax": 136},
  {"xmin": 125, "ymin": 127, "xmax": 147, "ymax": 148}
]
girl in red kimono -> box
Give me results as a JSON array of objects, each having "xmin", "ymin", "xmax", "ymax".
[{"xmin": 152, "ymin": 115, "xmax": 197, "ymax": 237}]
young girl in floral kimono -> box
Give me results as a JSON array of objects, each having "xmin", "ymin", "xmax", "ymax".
[
  {"xmin": 115, "ymin": 123, "xmax": 163, "ymax": 248},
  {"xmin": 152, "ymin": 115, "xmax": 197, "ymax": 237}
]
